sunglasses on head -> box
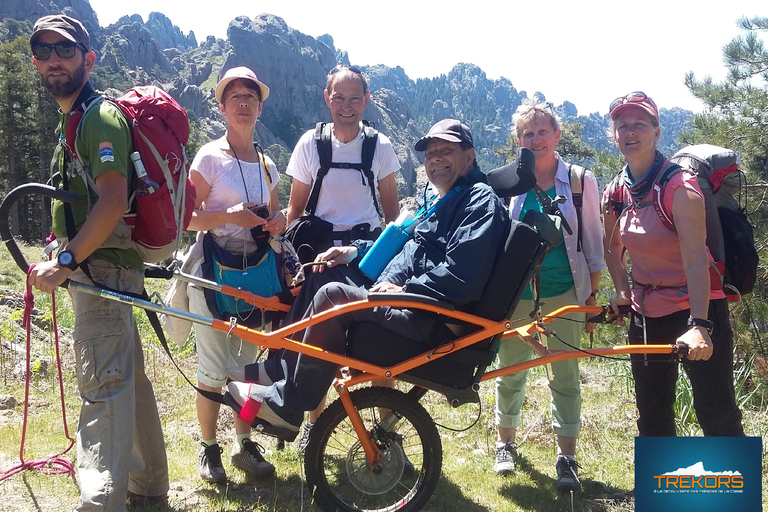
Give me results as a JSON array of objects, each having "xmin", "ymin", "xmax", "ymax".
[
  {"xmin": 329, "ymin": 64, "xmax": 363, "ymax": 76},
  {"xmin": 32, "ymin": 41, "xmax": 87, "ymax": 60},
  {"xmin": 609, "ymin": 91, "xmax": 657, "ymax": 114}
]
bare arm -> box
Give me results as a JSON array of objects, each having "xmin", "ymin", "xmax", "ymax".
[
  {"xmin": 584, "ymin": 270, "xmax": 602, "ymax": 333},
  {"xmin": 378, "ymin": 173, "xmax": 400, "ymax": 224},
  {"xmin": 262, "ymin": 181, "xmax": 286, "ymax": 235},
  {"xmin": 672, "ymin": 186, "xmax": 713, "ymax": 361},
  {"xmin": 287, "ymin": 179, "xmax": 311, "ymax": 225},
  {"xmin": 602, "ymin": 207, "xmax": 631, "ymax": 308},
  {"xmin": 28, "ymin": 171, "xmax": 128, "ymax": 292}
]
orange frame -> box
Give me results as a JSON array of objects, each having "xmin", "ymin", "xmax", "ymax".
[{"xmin": 210, "ymin": 296, "xmax": 681, "ymax": 469}]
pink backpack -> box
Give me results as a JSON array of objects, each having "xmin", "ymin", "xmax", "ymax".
[{"xmin": 65, "ymin": 85, "xmax": 196, "ymax": 262}]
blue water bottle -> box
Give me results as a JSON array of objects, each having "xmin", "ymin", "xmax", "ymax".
[{"xmin": 359, "ymin": 212, "xmax": 415, "ymax": 280}]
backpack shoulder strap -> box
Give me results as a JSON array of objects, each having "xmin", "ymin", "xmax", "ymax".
[
  {"xmin": 307, "ymin": 122, "xmax": 332, "ymax": 214},
  {"xmin": 603, "ymin": 170, "xmax": 627, "ymax": 218},
  {"xmin": 361, "ymin": 123, "xmax": 381, "ymax": 216},
  {"xmin": 568, "ymin": 164, "xmax": 585, "ymax": 251},
  {"xmin": 63, "ymin": 95, "xmax": 109, "ymax": 241},
  {"xmin": 253, "ymin": 142, "xmax": 272, "ymax": 208},
  {"xmin": 651, "ymin": 162, "xmax": 682, "ymax": 231}
]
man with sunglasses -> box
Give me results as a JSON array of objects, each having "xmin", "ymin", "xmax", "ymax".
[
  {"xmin": 283, "ymin": 64, "xmax": 402, "ymax": 447},
  {"xmin": 27, "ymin": 15, "xmax": 169, "ymax": 511}
]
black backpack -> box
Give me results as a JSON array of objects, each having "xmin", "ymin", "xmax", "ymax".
[
  {"xmin": 568, "ymin": 164, "xmax": 586, "ymax": 252},
  {"xmin": 306, "ymin": 121, "xmax": 380, "ymax": 215},
  {"xmin": 670, "ymin": 144, "xmax": 758, "ymax": 299},
  {"xmin": 284, "ymin": 121, "xmax": 381, "ymax": 263}
]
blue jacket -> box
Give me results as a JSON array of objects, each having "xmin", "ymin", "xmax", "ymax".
[{"xmin": 375, "ymin": 166, "xmax": 510, "ymax": 308}]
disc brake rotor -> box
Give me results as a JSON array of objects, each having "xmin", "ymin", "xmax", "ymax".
[{"xmin": 344, "ymin": 439, "xmax": 405, "ymax": 495}]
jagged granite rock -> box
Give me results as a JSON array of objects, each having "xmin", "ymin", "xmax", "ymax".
[
  {"xmin": 365, "ymin": 65, "xmax": 415, "ymax": 104},
  {"xmin": 100, "ymin": 21, "xmax": 176, "ymax": 77},
  {"xmin": 187, "ymin": 61, "xmax": 213, "ymax": 87},
  {"xmin": 317, "ymin": 34, "xmax": 349, "ymax": 65},
  {"xmin": 221, "ymin": 14, "xmax": 420, "ymax": 193},
  {"xmin": 224, "ymin": 14, "xmax": 336, "ymax": 147},
  {"xmin": 0, "ymin": 0, "xmax": 100, "ymax": 38},
  {"xmin": 178, "ymin": 84, "xmax": 208, "ymax": 119},
  {"xmin": 146, "ymin": 12, "xmax": 196, "ymax": 51}
]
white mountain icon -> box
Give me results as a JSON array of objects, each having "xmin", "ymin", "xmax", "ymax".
[{"xmin": 662, "ymin": 461, "xmax": 742, "ymax": 476}]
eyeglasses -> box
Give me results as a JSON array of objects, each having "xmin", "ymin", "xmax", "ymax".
[
  {"xmin": 328, "ymin": 65, "xmax": 363, "ymax": 76},
  {"xmin": 32, "ymin": 41, "xmax": 87, "ymax": 60},
  {"xmin": 226, "ymin": 92, "xmax": 260, "ymax": 104},
  {"xmin": 609, "ymin": 91, "xmax": 657, "ymax": 114}
]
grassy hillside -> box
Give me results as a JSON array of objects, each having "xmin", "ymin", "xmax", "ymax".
[{"xmin": 0, "ymin": 243, "xmax": 765, "ymax": 511}]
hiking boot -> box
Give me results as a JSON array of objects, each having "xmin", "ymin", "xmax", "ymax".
[
  {"xmin": 199, "ymin": 442, "xmax": 227, "ymax": 484},
  {"xmin": 297, "ymin": 420, "xmax": 313, "ymax": 453},
  {"xmin": 126, "ymin": 490, "xmax": 169, "ymax": 508},
  {"xmin": 555, "ymin": 456, "xmax": 582, "ymax": 492},
  {"xmin": 610, "ymin": 488, "xmax": 635, "ymax": 502},
  {"xmin": 231, "ymin": 438, "xmax": 275, "ymax": 478},
  {"xmin": 493, "ymin": 442, "xmax": 517, "ymax": 476}
]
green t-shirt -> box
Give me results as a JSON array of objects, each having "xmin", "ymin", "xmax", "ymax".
[
  {"xmin": 52, "ymin": 98, "xmax": 143, "ymax": 269},
  {"xmin": 520, "ymin": 187, "xmax": 574, "ymax": 300}
]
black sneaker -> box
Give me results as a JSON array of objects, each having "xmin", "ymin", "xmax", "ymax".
[
  {"xmin": 297, "ymin": 420, "xmax": 313, "ymax": 453},
  {"xmin": 199, "ymin": 442, "xmax": 226, "ymax": 484},
  {"xmin": 555, "ymin": 457, "xmax": 582, "ymax": 491},
  {"xmin": 231, "ymin": 438, "xmax": 275, "ymax": 478},
  {"xmin": 493, "ymin": 441, "xmax": 518, "ymax": 475}
]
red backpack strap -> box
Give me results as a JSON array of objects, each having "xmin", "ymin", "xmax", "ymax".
[
  {"xmin": 650, "ymin": 162, "xmax": 682, "ymax": 231},
  {"xmin": 602, "ymin": 171, "xmax": 629, "ymax": 219}
]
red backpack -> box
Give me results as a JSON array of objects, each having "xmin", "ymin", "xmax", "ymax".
[{"xmin": 65, "ymin": 85, "xmax": 196, "ymax": 263}]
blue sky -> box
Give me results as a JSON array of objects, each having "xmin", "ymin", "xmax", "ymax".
[{"xmin": 89, "ymin": 0, "xmax": 765, "ymax": 116}]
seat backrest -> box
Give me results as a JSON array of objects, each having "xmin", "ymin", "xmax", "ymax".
[
  {"xmin": 397, "ymin": 216, "xmax": 547, "ymax": 398},
  {"xmin": 468, "ymin": 216, "xmax": 545, "ymax": 323}
]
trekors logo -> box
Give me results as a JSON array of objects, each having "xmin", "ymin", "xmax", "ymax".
[
  {"xmin": 653, "ymin": 461, "xmax": 743, "ymax": 493},
  {"xmin": 635, "ymin": 437, "xmax": 760, "ymax": 512}
]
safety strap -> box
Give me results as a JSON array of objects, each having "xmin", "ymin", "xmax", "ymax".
[{"xmin": 568, "ymin": 164, "xmax": 585, "ymax": 252}]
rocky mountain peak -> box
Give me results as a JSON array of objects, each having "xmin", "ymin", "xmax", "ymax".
[{"xmin": 146, "ymin": 12, "xmax": 196, "ymax": 51}]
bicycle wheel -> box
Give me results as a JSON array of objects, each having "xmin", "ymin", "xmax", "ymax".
[{"xmin": 305, "ymin": 386, "xmax": 442, "ymax": 512}]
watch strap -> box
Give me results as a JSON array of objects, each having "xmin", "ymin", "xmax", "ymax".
[{"xmin": 687, "ymin": 317, "xmax": 713, "ymax": 334}]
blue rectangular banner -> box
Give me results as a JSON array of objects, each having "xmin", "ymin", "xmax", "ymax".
[{"xmin": 635, "ymin": 436, "xmax": 761, "ymax": 512}]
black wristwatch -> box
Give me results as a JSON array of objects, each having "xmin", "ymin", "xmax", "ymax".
[
  {"xmin": 687, "ymin": 317, "xmax": 713, "ymax": 335},
  {"xmin": 57, "ymin": 250, "xmax": 79, "ymax": 271}
]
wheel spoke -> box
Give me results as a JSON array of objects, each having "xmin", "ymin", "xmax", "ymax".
[{"xmin": 305, "ymin": 387, "xmax": 442, "ymax": 512}]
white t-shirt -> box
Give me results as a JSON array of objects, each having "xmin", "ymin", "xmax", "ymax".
[
  {"xmin": 191, "ymin": 139, "xmax": 279, "ymax": 243},
  {"xmin": 286, "ymin": 124, "xmax": 400, "ymax": 231}
]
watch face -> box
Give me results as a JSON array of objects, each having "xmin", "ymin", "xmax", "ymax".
[{"xmin": 59, "ymin": 251, "xmax": 75, "ymax": 268}]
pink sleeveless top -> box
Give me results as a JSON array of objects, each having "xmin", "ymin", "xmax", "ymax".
[{"xmin": 617, "ymin": 171, "xmax": 725, "ymax": 317}]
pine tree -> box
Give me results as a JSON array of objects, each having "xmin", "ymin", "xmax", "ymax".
[
  {"xmin": 684, "ymin": 16, "xmax": 768, "ymax": 354},
  {"xmin": 684, "ymin": 16, "xmax": 768, "ymax": 180}
]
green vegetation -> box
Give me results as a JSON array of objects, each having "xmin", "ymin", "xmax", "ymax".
[{"xmin": 0, "ymin": 261, "xmax": 765, "ymax": 511}]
